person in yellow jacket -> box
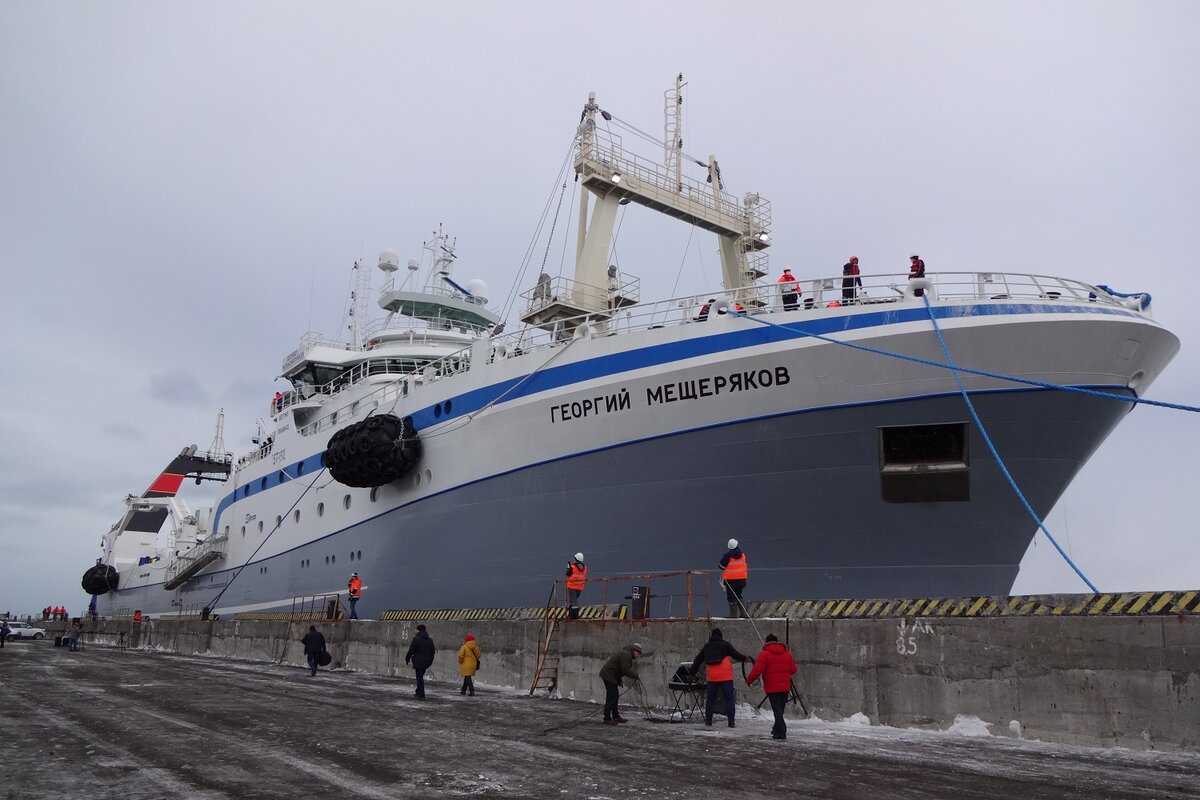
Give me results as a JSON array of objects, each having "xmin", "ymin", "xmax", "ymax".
[{"xmin": 457, "ymin": 633, "xmax": 482, "ymax": 696}]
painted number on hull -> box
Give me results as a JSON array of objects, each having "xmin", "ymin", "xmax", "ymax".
[{"xmin": 271, "ymin": 449, "xmax": 287, "ymax": 465}]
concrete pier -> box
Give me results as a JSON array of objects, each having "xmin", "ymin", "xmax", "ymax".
[{"xmin": 72, "ymin": 608, "xmax": 1199, "ymax": 752}]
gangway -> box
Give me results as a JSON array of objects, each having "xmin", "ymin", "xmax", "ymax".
[{"xmin": 163, "ymin": 533, "xmax": 226, "ymax": 590}]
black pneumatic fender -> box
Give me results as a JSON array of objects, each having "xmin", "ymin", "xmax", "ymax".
[
  {"xmin": 81, "ymin": 564, "xmax": 120, "ymax": 595},
  {"xmin": 324, "ymin": 414, "xmax": 421, "ymax": 488}
]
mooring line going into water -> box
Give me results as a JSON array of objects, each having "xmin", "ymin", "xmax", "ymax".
[
  {"xmin": 733, "ymin": 304, "xmax": 1120, "ymax": 592},
  {"xmin": 916, "ymin": 295, "xmax": 1099, "ymax": 593}
]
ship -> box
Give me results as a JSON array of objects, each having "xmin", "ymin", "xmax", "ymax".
[{"xmin": 82, "ymin": 79, "xmax": 1179, "ymax": 619}]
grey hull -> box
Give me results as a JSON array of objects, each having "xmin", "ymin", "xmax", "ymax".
[{"xmin": 109, "ymin": 385, "xmax": 1128, "ymax": 617}]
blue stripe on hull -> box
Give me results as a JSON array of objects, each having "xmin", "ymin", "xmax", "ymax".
[{"xmin": 105, "ymin": 386, "xmax": 1131, "ymax": 616}]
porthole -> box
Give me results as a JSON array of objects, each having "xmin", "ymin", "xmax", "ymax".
[
  {"xmin": 224, "ymin": 525, "xmax": 229, "ymax": 536},
  {"xmin": 320, "ymin": 452, "xmax": 326, "ymax": 468},
  {"xmin": 331, "ymin": 554, "xmax": 336, "ymax": 565},
  {"xmin": 276, "ymin": 515, "xmax": 282, "ymax": 528},
  {"xmin": 258, "ymin": 520, "xmax": 264, "ymax": 534},
  {"xmin": 434, "ymin": 403, "xmax": 442, "ymax": 418},
  {"xmin": 351, "ymin": 401, "xmax": 360, "ymax": 415},
  {"xmin": 357, "ymin": 550, "xmax": 362, "ymax": 560},
  {"xmin": 241, "ymin": 526, "xmax": 246, "ymax": 538},
  {"xmin": 278, "ymin": 470, "xmax": 287, "ymax": 484},
  {"xmin": 293, "ymin": 509, "xmax": 301, "ymax": 524},
  {"xmin": 444, "ymin": 398, "xmax": 453, "ymax": 414},
  {"xmin": 424, "ymin": 469, "xmax": 432, "ymax": 484},
  {"xmin": 370, "ymin": 487, "xmax": 379, "ymax": 502},
  {"xmin": 325, "ymin": 556, "xmax": 330, "ymax": 565},
  {"xmin": 297, "ymin": 461, "xmax": 305, "ymax": 476},
  {"xmin": 414, "ymin": 472, "xmax": 422, "ymax": 487},
  {"xmin": 260, "ymin": 477, "xmax": 268, "ymax": 490},
  {"xmin": 317, "ymin": 502, "xmax": 325, "ymax": 517},
  {"xmin": 343, "ymin": 494, "xmax": 352, "ymax": 511}
]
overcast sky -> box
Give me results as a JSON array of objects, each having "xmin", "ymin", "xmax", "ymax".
[{"xmin": 2, "ymin": 2, "xmax": 1197, "ymax": 617}]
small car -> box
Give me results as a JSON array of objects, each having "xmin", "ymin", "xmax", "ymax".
[{"xmin": 4, "ymin": 621, "xmax": 47, "ymax": 641}]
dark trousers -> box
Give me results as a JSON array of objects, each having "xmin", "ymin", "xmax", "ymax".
[
  {"xmin": 782, "ymin": 293, "xmax": 798, "ymax": 311},
  {"xmin": 767, "ymin": 691, "xmax": 788, "ymax": 738},
  {"xmin": 724, "ymin": 580, "xmax": 746, "ymax": 617},
  {"xmin": 415, "ymin": 666, "xmax": 427, "ymax": 697},
  {"xmin": 842, "ymin": 279, "xmax": 858, "ymax": 301},
  {"xmin": 348, "ymin": 596, "xmax": 359, "ymax": 619},
  {"xmin": 306, "ymin": 653, "xmax": 319, "ymax": 675},
  {"xmin": 705, "ymin": 680, "xmax": 736, "ymax": 725},
  {"xmin": 567, "ymin": 588, "xmax": 582, "ymax": 619},
  {"xmin": 461, "ymin": 676, "xmax": 475, "ymax": 695},
  {"xmin": 603, "ymin": 679, "xmax": 620, "ymax": 721}
]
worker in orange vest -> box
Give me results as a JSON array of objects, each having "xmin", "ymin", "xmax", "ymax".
[
  {"xmin": 719, "ymin": 539, "xmax": 749, "ymax": 618},
  {"xmin": 565, "ymin": 553, "xmax": 587, "ymax": 620},
  {"xmin": 132, "ymin": 610, "xmax": 143, "ymax": 622},
  {"xmin": 691, "ymin": 628, "xmax": 752, "ymax": 728},
  {"xmin": 347, "ymin": 572, "xmax": 362, "ymax": 620}
]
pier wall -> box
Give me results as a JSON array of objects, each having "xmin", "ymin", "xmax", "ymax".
[{"xmin": 85, "ymin": 613, "xmax": 1198, "ymax": 752}]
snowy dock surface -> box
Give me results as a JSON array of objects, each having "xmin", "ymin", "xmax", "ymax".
[{"xmin": 3, "ymin": 642, "xmax": 1197, "ymax": 799}]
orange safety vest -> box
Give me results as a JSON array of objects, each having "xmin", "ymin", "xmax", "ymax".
[
  {"xmin": 777, "ymin": 273, "xmax": 800, "ymax": 294},
  {"xmin": 707, "ymin": 655, "xmax": 734, "ymax": 682},
  {"xmin": 133, "ymin": 611, "xmax": 143, "ymax": 621},
  {"xmin": 566, "ymin": 563, "xmax": 587, "ymax": 591},
  {"xmin": 348, "ymin": 577, "xmax": 362, "ymax": 598},
  {"xmin": 722, "ymin": 553, "xmax": 748, "ymax": 581}
]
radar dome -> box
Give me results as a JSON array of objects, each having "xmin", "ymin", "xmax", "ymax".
[
  {"xmin": 465, "ymin": 279, "xmax": 489, "ymax": 304},
  {"xmin": 378, "ymin": 249, "xmax": 400, "ymax": 272}
]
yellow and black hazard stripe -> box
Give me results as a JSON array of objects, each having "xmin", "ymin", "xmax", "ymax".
[
  {"xmin": 376, "ymin": 604, "xmax": 628, "ymax": 622},
  {"xmin": 749, "ymin": 590, "xmax": 1200, "ymax": 619}
]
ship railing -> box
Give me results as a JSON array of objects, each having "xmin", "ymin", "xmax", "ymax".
[
  {"xmin": 551, "ymin": 570, "xmax": 714, "ymax": 623},
  {"xmin": 364, "ymin": 315, "xmax": 491, "ymax": 340},
  {"xmin": 281, "ymin": 331, "xmax": 353, "ymax": 374},
  {"xmin": 292, "ymin": 271, "xmax": 1130, "ymax": 439},
  {"xmin": 578, "ymin": 127, "xmax": 769, "ymax": 234},
  {"xmin": 162, "ymin": 531, "xmax": 227, "ymax": 586},
  {"xmin": 519, "ymin": 273, "xmax": 642, "ymax": 317}
]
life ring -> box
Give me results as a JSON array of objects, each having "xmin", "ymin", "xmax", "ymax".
[{"xmin": 324, "ymin": 414, "xmax": 421, "ymax": 488}]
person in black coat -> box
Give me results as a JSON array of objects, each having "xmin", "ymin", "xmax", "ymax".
[
  {"xmin": 300, "ymin": 625, "xmax": 326, "ymax": 676},
  {"xmin": 405, "ymin": 624, "xmax": 436, "ymax": 698}
]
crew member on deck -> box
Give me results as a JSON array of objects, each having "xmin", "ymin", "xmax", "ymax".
[
  {"xmin": 347, "ymin": 572, "xmax": 363, "ymax": 620},
  {"xmin": 719, "ymin": 539, "xmax": 749, "ymax": 618},
  {"xmin": 273, "ymin": 391, "xmax": 284, "ymax": 413},
  {"xmin": 908, "ymin": 254, "xmax": 926, "ymax": 297},
  {"xmin": 566, "ymin": 553, "xmax": 587, "ymax": 620},
  {"xmin": 778, "ymin": 268, "xmax": 801, "ymax": 311},
  {"xmin": 842, "ymin": 257, "xmax": 862, "ymax": 302}
]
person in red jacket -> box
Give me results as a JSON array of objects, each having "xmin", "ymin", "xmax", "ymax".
[{"xmin": 745, "ymin": 633, "xmax": 799, "ymax": 740}]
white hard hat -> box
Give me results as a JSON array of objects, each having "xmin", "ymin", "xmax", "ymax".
[
  {"xmin": 574, "ymin": 552, "xmax": 585, "ymax": 562},
  {"xmin": 727, "ymin": 538, "xmax": 739, "ymax": 550}
]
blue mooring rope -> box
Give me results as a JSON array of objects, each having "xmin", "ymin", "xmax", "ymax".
[{"xmin": 734, "ymin": 301, "xmax": 1195, "ymax": 593}]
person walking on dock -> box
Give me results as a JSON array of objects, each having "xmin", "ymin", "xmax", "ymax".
[
  {"xmin": 598, "ymin": 642, "xmax": 642, "ymax": 725},
  {"xmin": 0, "ymin": 620, "xmax": 9, "ymax": 647},
  {"xmin": 68, "ymin": 620, "xmax": 82, "ymax": 652},
  {"xmin": 300, "ymin": 625, "xmax": 326, "ymax": 676},
  {"xmin": 405, "ymin": 624, "xmax": 436, "ymax": 699},
  {"xmin": 719, "ymin": 539, "xmax": 749, "ymax": 618},
  {"xmin": 692, "ymin": 628, "xmax": 752, "ymax": 729},
  {"xmin": 745, "ymin": 634, "xmax": 798, "ymax": 740},
  {"xmin": 347, "ymin": 572, "xmax": 362, "ymax": 620},
  {"xmin": 457, "ymin": 634, "xmax": 482, "ymax": 696},
  {"xmin": 566, "ymin": 553, "xmax": 587, "ymax": 620}
]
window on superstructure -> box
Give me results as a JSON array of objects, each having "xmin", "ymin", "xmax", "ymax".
[
  {"xmin": 879, "ymin": 423, "xmax": 970, "ymax": 503},
  {"xmin": 370, "ymin": 487, "xmax": 379, "ymax": 502}
]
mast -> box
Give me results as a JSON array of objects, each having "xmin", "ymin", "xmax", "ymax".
[
  {"xmin": 348, "ymin": 259, "xmax": 370, "ymax": 349},
  {"xmin": 665, "ymin": 73, "xmax": 685, "ymax": 193}
]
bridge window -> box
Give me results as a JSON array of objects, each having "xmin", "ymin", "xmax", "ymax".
[{"xmin": 879, "ymin": 423, "xmax": 970, "ymax": 503}]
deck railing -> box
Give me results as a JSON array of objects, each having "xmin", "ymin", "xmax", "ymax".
[{"xmin": 271, "ymin": 271, "xmax": 1136, "ymax": 442}]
